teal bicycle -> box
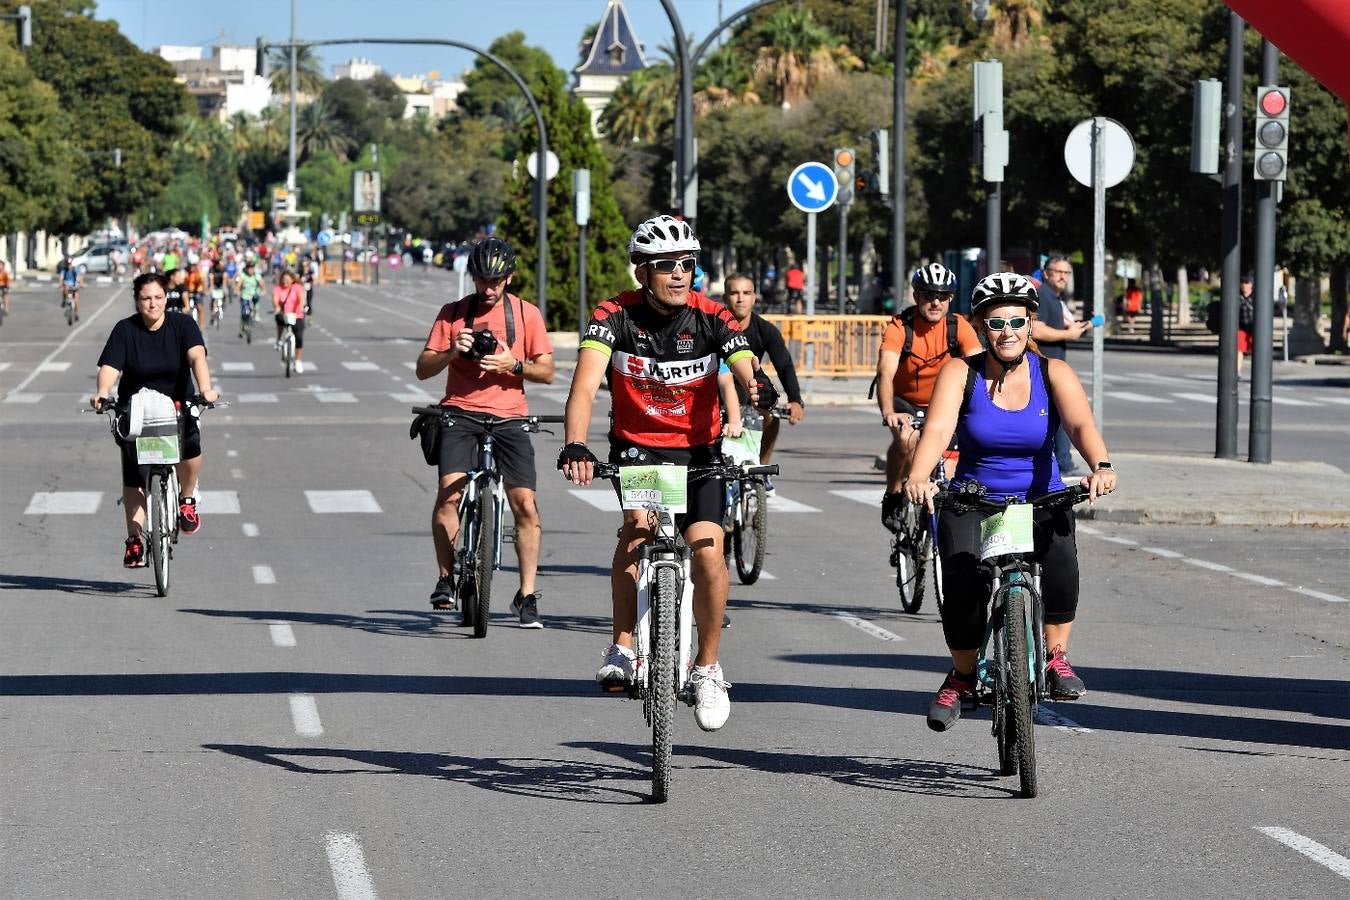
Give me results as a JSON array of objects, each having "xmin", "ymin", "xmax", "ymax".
[{"xmin": 935, "ymin": 483, "xmax": 1089, "ymax": 798}]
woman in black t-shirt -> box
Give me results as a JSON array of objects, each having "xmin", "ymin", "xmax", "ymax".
[{"xmin": 90, "ymin": 272, "xmax": 220, "ymax": 568}]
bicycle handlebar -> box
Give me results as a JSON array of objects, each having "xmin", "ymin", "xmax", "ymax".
[
  {"xmin": 87, "ymin": 394, "xmax": 224, "ymax": 414},
  {"xmin": 592, "ymin": 461, "xmax": 779, "ymax": 481},
  {"xmin": 411, "ymin": 406, "xmax": 565, "ymax": 428},
  {"xmin": 934, "ymin": 483, "xmax": 1089, "ymax": 513}
]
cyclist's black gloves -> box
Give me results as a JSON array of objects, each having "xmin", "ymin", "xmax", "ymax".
[
  {"xmin": 557, "ymin": 442, "xmax": 598, "ymax": 470},
  {"xmin": 753, "ymin": 373, "xmax": 779, "ymax": 411}
]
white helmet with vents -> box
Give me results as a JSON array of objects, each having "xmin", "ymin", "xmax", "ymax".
[
  {"xmin": 628, "ymin": 215, "xmax": 700, "ymax": 261},
  {"xmin": 971, "ymin": 272, "xmax": 1039, "ymax": 314}
]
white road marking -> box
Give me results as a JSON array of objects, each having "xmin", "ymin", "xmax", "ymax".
[
  {"xmin": 196, "ymin": 491, "xmax": 240, "ymax": 514},
  {"xmin": 305, "ymin": 490, "xmax": 383, "ymax": 513},
  {"xmin": 230, "ymin": 468, "xmax": 244, "ymax": 480},
  {"xmin": 1076, "ymin": 524, "xmax": 1101, "ymax": 535},
  {"xmin": 1105, "ymin": 391, "xmax": 1173, "ymax": 404},
  {"xmin": 391, "ymin": 392, "xmax": 434, "ymax": 403},
  {"xmin": 7, "ymin": 286, "xmax": 124, "ymax": 397},
  {"xmin": 1172, "ymin": 391, "xmax": 1246, "ymax": 405},
  {"xmin": 242, "ymin": 522, "xmax": 260, "ymax": 537},
  {"xmin": 1289, "ymin": 586, "xmax": 1348, "ymax": 604},
  {"xmin": 1099, "ymin": 535, "xmax": 1137, "ymax": 546},
  {"xmin": 4, "ymin": 393, "xmax": 44, "ymax": 404},
  {"xmin": 756, "ymin": 570, "xmax": 777, "ymax": 580},
  {"xmin": 829, "ymin": 610, "xmax": 904, "ymax": 642},
  {"xmin": 252, "ymin": 564, "xmax": 277, "ymax": 584},
  {"xmin": 0, "ymin": 362, "xmax": 9, "ymax": 371},
  {"xmin": 226, "ymin": 449, "xmax": 238, "ymax": 458},
  {"xmin": 1269, "ymin": 394, "xmax": 1321, "ymax": 407},
  {"xmin": 317, "ymin": 392, "xmax": 358, "ymax": 403},
  {"xmin": 325, "ymin": 832, "xmax": 379, "ymax": 900},
  {"xmin": 1034, "ymin": 707, "xmax": 1093, "ymax": 734},
  {"xmin": 1320, "ymin": 396, "xmax": 1350, "ymax": 406},
  {"xmin": 289, "ymin": 694, "xmax": 323, "ymax": 737},
  {"xmin": 1182, "ymin": 557, "xmax": 1234, "ymax": 573},
  {"xmin": 1255, "ymin": 827, "xmax": 1350, "ymax": 881},
  {"xmin": 342, "ymin": 361, "xmax": 380, "ymax": 371},
  {"xmin": 569, "ymin": 489, "xmax": 619, "ymax": 512},
  {"xmin": 1231, "ymin": 571, "xmax": 1286, "ymax": 587},
  {"xmin": 530, "ymin": 388, "xmax": 569, "ymax": 404},
  {"xmin": 1141, "ymin": 546, "xmax": 1184, "ymax": 558},
  {"xmin": 25, "ymin": 491, "xmax": 102, "ymax": 514},
  {"xmin": 403, "ymin": 362, "xmax": 416, "ymax": 370},
  {"xmin": 766, "ymin": 493, "xmax": 821, "ymax": 513},
  {"xmin": 38, "ymin": 361, "xmax": 71, "ymax": 372},
  {"xmin": 268, "ymin": 622, "xmax": 297, "ymax": 647},
  {"xmin": 237, "ymin": 392, "xmax": 279, "ymax": 403},
  {"xmin": 221, "ymin": 361, "xmax": 255, "ymax": 372},
  {"xmin": 830, "ymin": 489, "xmax": 882, "ymax": 506}
]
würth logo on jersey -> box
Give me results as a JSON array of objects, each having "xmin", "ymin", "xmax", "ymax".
[
  {"xmin": 675, "ymin": 332, "xmax": 694, "ymax": 353},
  {"xmin": 613, "ymin": 351, "xmax": 714, "ymax": 385}
]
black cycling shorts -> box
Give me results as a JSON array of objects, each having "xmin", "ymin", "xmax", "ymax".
[
  {"xmin": 274, "ymin": 314, "xmax": 306, "ymax": 349},
  {"xmin": 437, "ymin": 406, "xmax": 537, "ymax": 490},
  {"xmin": 117, "ymin": 414, "xmax": 202, "ymax": 489},
  {"xmin": 607, "ymin": 440, "xmax": 726, "ymax": 528}
]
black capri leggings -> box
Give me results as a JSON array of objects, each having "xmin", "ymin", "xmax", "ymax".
[{"xmin": 936, "ymin": 504, "xmax": 1079, "ymax": 650}]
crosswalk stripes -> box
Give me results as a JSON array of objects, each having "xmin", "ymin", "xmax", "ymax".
[
  {"xmin": 221, "ymin": 361, "xmax": 255, "ymax": 373},
  {"xmin": 24, "ymin": 491, "xmax": 102, "ymax": 514},
  {"xmin": 1171, "ymin": 391, "xmax": 1242, "ymax": 405},
  {"xmin": 316, "ymin": 392, "xmax": 358, "ymax": 403},
  {"xmin": 342, "ymin": 361, "xmax": 381, "ymax": 371},
  {"xmin": 569, "ymin": 489, "xmax": 618, "ymax": 512},
  {"xmin": 1269, "ymin": 394, "xmax": 1321, "ymax": 407},
  {"xmin": 830, "ymin": 489, "xmax": 881, "ymax": 506},
  {"xmin": 197, "ymin": 491, "xmax": 241, "ymax": 514},
  {"xmin": 392, "ymin": 391, "xmax": 435, "ymax": 403},
  {"xmin": 3, "ymin": 393, "xmax": 43, "ymax": 404},
  {"xmin": 0, "ymin": 362, "xmax": 10, "ymax": 372},
  {"xmin": 38, "ymin": 361, "xmax": 71, "ymax": 372},
  {"xmin": 766, "ymin": 493, "xmax": 821, "ymax": 513},
  {"xmin": 237, "ymin": 393, "xmax": 279, "ymax": 403}
]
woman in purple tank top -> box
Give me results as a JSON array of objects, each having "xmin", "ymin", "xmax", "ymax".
[{"xmin": 901, "ymin": 273, "xmax": 1119, "ymax": 733}]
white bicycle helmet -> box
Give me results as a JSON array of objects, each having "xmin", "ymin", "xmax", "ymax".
[
  {"xmin": 628, "ymin": 215, "xmax": 700, "ymax": 261},
  {"xmin": 970, "ymin": 271, "xmax": 1039, "ymax": 315},
  {"xmin": 911, "ymin": 262, "xmax": 957, "ymax": 292}
]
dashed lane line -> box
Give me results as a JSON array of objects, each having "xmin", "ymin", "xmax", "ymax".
[
  {"xmin": 1105, "ymin": 391, "xmax": 1173, "ymax": 404},
  {"xmin": 252, "ymin": 565, "xmax": 277, "ymax": 585},
  {"xmin": 1034, "ymin": 706, "xmax": 1093, "ymax": 734},
  {"xmin": 242, "ymin": 523, "xmax": 260, "ymax": 537},
  {"xmin": 289, "ymin": 694, "xmax": 323, "ymax": 737},
  {"xmin": 1290, "ymin": 587, "xmax": 1348, "ymax": 604},
  {"xmin": 1139, "ymin": 546, "xmax": 1184, "ymax": 558},
  {"xmin": 268, "ymin": 622, "xmax": 297, "ymax": 647},
  {"xmin": 829, "ymin": 610, "xmax": 904, "ymax": 642},
  {"xmin": 24, "ymin": 492, "xmax": 102, "ymax": 514},
  {"xmin": 6, "ymin": 286, "xmax": 125, "ymax": 398},
  {"xmin": 1182, "ymin": 557, "xmax": 1234, "ymax": 573},
  {"xmin": 325, "ymin": 832, "xmax": 379, "ymax": 900},
  {"xmin": 1255, "ymin": 827, "xmax": 1350, "ymax": 881}
]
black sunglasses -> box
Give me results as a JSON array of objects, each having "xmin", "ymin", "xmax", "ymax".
[
  {"xmin": 645, "ymin": 257, "xmax": 697, "ymax": 274},
  {"xmin": 916, "ymin": 290, "xmax": 953, "ymax": 303}
]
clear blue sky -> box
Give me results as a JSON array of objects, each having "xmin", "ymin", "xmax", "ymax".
[{"xmin": 96, "ymin": 0, "xmax": 734, "ymax": 81}]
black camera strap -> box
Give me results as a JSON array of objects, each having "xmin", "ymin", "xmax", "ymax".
[{"xmin": 461, "ymin": 292, "xmax": 517, "ymax": 350}]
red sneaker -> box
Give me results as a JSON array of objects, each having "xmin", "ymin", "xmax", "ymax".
[
  {"xmin": 178, "ymin": 498, "xmax": 201, "ymax": 535},
  {"xmin": 123, "ymin": 536, "xmax": 146, "ymax": 568}
]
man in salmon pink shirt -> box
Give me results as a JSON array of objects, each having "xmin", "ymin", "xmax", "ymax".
[{"xmin": 415, "ymin": 238, "xmax": 555, "ymax": 628}]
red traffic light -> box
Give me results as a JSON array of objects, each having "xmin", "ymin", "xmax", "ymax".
[{"xmin": 1259, "ymin": 89, "xmax": 1287, "ymax": 116}]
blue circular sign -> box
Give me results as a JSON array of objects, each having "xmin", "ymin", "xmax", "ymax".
[{"xmin": 786, "ymin": 161, "xmax": 839, "ymax": 214}]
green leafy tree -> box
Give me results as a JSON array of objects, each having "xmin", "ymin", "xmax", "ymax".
[
  {"xmin": 384, "ymin": 118, "xmax": 509, "ymax": 241},
  {"xmin": 454, "ymin": 32, "xmax": 557, "ymax": 121},
  {"xmin": 267, "ymin": 44, "xmax": 326, "ymax": 98},
  {"xmin": 490, "ymin": 35, "xmax": 633, "ymax": 329},
  {"xmin": 296, "ymin": 99, "xmax": 349, "ymax": 162},
  {"xmin": 295, "ymin": 150, "xmax": 355, "ymax": 227},
  {"xmin": 0, "ymin": 37, "xmax": 76, "ymax": 235}
]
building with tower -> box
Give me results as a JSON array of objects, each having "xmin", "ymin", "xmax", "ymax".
[{"xmin": 572, "ymin": 0, "xmax": 648, "ymax": 136}]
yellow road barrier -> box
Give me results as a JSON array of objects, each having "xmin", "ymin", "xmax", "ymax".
[{"xmin": 761, "ymin": 315, "xmax": 891, "ymax": 376}]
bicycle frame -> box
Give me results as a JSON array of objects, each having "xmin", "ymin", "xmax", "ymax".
[
  {"xmin": 632, "ymin": 506, "xmax": 696, "ymax": 705},
  {"xmin": 457, "ymin": 432, "xmax": 507, "ymax": 572},
  {"xmin": 975, "ymin": 559, "xmax": 1044, "ymax": 698}
]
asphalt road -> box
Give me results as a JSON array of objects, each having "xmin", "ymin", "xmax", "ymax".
[{"xmin": 2, "ymin": 275, "xmax": 1347, "ymax": 898}]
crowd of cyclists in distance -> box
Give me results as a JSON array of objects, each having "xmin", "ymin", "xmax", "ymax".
[{"xmin": 81, "ymin": 211, "xmax": 1119, "ymax": 740}]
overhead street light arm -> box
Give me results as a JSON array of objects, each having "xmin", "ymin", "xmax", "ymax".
[
  {"xmin": 690, "ymin": 0, "xmax": 781, "ymax": 66},
  {"xmin": 255, "ymin": 36, "xmax": 551, "ymax": 321}
]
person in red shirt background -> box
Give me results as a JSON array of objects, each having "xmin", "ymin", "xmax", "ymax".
[{"xmin": 416, "ymin": 238, "xmax": 555, "ymax": 628}]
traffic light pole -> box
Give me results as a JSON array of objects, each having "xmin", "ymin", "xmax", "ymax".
[
  {"xmin": 892, "ymin": 0, "xmax": 907, "ymax": 299},
  {"xmin": 1215, "ymin": 12, "xmax": 1243, "ymax": 460},
  {"xmin": 837, "ymin": 203, "xmax": 849, "ymax": 314},
  {"xmin": 986, "ymin": 180, "xmax": 1001, "ymax": 273},
  {"xmin": 1249, "ymin": 39, "xmax": 1279, "ymax": 464}
]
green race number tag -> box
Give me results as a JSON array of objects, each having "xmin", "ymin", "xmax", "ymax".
[
  {"xmin": 979, "ymin": 503, "xmax": 1034, "ymax": 560},
  {"xmin": 722, "ymin": 429, "xmax": 761, "ymax": 467},
  {"xmin": 135, "ymin": 434, "xmax": 181, "ymax": 465},
  {"xmin": 619, "ymin": 465, "xmax": 688, "ymax": 513}
]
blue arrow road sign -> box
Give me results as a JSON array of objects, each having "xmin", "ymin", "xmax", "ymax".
[{"xmin": 786, "ymin": 161, "xmax": 838, "ymax": 214}]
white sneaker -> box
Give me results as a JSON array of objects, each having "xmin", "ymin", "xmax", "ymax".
[
  {"xmin": 293, "ymin": 360, "xmax": 304, "ymax": 374},
  {"xmin": 691, "ymin": 662, "xmax": 731, "ymax": 732},
  {"xmin": 596, "ymin": 643, "xmax": 635, "ymax": 690}
]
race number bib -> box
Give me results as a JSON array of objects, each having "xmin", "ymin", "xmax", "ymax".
[
  {"xmin": 135, "ymin": 434, "xmax": 181, "ymax": 465},
  {"xmin": 979, "ymin": 503, "xmax": 1034, "ymax": 560},
  {"xmin": 619, "ymin": 465, "xmax": 688, "ymax": 514},
  {"xmin": 721, "ymin": 429, "xmax": 761, "ymax": 467}
]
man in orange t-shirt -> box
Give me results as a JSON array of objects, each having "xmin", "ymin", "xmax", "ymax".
[
  {"xmin": 415, "ymin": 238, "xmax": 555, "ymax": 627},
  {"xmin": 877, "ymin": 263, "xmax": 982, "ymax": 531}
]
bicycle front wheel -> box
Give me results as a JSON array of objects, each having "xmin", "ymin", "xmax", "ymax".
[
  {"xmin": 65, "ymin": 300, "xmax": 74, "ymax": 326},
  {"xmin": 471, "ymin": 493, "xmax": 495, "ymax": 638},
  {"xmin": 147, "ymin": 473, "xmax": 171, "ymax": 597},
  {"xmin": 650, "ymin": 565, "xmax": 678, "ymax": 803},
  {"xmin": 1005, "ymin": 587, "xmax": 1038, "ymax": 797},
  {"xmin": 733, "ymin": 480, "xmax": 767, "ymax": 584},
  {"xmin": 895, "ymin": 502, "xmax": 923, "ymax": 614}
]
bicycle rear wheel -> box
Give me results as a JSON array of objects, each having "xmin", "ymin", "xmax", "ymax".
[
  {"xmin": 471, "ymin": 493, "xmax": 494, "ymax": 638},
  {"xmin": 147, "ymin": 473, "xmax": 171, "ymax": 597},
  {"xmin": 1005, "ymin": 587, "xmax": 1038, "ymax": 797},
  {"xmin": 895, "ymin": 502, "xmax": 924, "ymax": 613},
  {"xmin": 733, "ymin": 480, "xmax": 767, "ymax": 584},
  {"xmin": 650, "ymin": 565, "xmax": 678, "ymax": 803}
]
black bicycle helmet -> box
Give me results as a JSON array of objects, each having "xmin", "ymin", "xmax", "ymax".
[
  {"xmin": 970, "ymin": 272, "xmax": 1039, "ymax": 315},
  {"xmin": 911, "ymin": 262, "xmax": 957, "ymax": 292},
  {"xmin": 466, "ymin": 237, "xmax": 517, "ymax": 278}
]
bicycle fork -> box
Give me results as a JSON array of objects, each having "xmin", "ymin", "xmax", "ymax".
[{"xmin": 634, "ymin": 549, "xmax": 696, "ymax": 706}]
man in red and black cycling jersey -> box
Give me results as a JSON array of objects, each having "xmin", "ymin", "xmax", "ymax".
[{"xmin": 561, "ymin": 215, "xmax": 757, "ymax": 733}]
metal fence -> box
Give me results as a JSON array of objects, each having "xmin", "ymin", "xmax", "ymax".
[{"xmin": 761, "ymin": 315, "xmax": 890, "ymax": 376}]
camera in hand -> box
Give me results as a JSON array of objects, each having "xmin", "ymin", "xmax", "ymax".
[{"xmin": 463, "ymin": 329, "xmax": 500, "ymax": 360}]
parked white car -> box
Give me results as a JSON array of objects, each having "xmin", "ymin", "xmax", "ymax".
[{"xmin": 69, "ymin": 243, "xmax": 129, "ymax": 274}]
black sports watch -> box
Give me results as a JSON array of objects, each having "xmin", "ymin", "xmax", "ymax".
[
  {"xmin": 511, "ymin": 359, "xmax": 524, "ymax": 377},
  {"xmin": 1094, "ymin": 461, "xmax": 1113, "ymax": 471}
]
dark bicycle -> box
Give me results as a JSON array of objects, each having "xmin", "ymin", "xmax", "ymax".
[
  {"xmin": 721, "ymin": 407, "xmax": 790, "ymax": 584},
  {"xmin": 935, "ymin": 483, "xmax": 1090, "ymax": 798},
  {"xmin": 892, "ymin": 408, "xmax": 947, "ymax": 614},
  {"xmin": 412, "ymin": 407, "xmax": 564, "ymax": 638},
  {"xmin": 87, "ymin": 393, "xmax": 225, "ymax": 597}
]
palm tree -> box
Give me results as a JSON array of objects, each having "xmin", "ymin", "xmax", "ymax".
[
  {"xmin": 599, "ymin": 65, "xmax": 676, "ymax": 145},
  {"xmin": 750, "ymin": 8, "xmax": 839, "ymax": 108},
  {"xmin": 266, "ymin": 45, "xmax": 326, "ymax": 99},
  {"xmin": 991, "ymin": 0, "xmax": 1047, "ymax": 50},
  {"xmin": 694, "ymin": 47, "xmax": 760, "ymax": 114},
  {"xmin": 907, "ymin": 16, "xmax": 959, "ymax": 81},
  {"xmin": 296, "ymin": 99, "xmax": 348, "ymax": 162}
]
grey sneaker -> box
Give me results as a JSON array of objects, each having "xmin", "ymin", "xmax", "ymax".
[
  {"xmin": 511, "ymin": 590, "xmax": 543, "ymax": 629},
  {"xmin": 429, "ymin": 576, "xmax": 454, "ymax": 611},
  {"xmin": 596, "ymin": 643, "xmax": 635, "ymax": 691}
]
